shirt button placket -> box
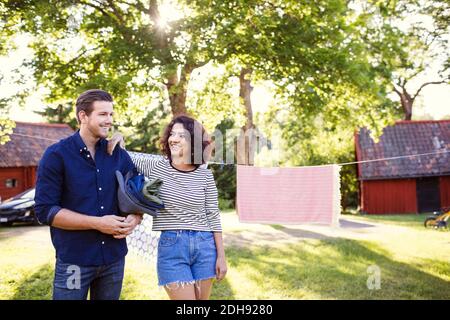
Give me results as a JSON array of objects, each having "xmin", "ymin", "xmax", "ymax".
[{"xmin": 97, "ymin": 167, "xmax": 103, "ymax": 214}]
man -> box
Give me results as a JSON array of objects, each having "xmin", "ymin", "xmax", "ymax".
[{"xmin": 34, "ymin": 89, "xmax": 142, "ymax": 300}]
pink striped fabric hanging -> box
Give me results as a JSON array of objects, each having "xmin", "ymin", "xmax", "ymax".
[{"xmin": 236, "ymin": 165, "xmax": 341, "ymax": 226}]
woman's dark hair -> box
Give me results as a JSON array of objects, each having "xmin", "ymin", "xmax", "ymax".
[
  {"xmin": 75, "ymin": 89, "xmax": 113, "ymax": 123},
  {"xmin": 160, "ymin": 115, "xmax": 212, "ymax": 165}
]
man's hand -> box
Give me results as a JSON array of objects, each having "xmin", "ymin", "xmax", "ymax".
[
  {"xmin": 113, "ymin": 214, "xmax": 143, "ymax": 239},
  {"xmin": 93, "ymin": 215, "xmax": 132, "ymax": 236},
  {"xmin": 107, "ymin": 132, "xmax": 126, "ymax": 156}
]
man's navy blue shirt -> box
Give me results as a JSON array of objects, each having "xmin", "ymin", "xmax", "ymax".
[{"xmin": 34, "ymin": 131, "xmax": 135, "ymax": 266}]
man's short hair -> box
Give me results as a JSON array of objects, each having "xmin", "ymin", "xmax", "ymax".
[{"xmin": 75, "ymin": 89, "xmax": 113, "ymax": 123}]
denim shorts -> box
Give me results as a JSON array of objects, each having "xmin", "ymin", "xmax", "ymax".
[{"xmin": 157, "ymin": 230, "xmax": 217, "ymax": 287}]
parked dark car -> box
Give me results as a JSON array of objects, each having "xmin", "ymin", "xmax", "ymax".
[{"xmin": 0, "ymin": 188, "xmax": 38, "ymax": 226}]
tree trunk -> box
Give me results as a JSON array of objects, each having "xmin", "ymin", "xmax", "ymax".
[
  {"xmin": 399, "ymin": 90, "xmax": 413, "ymax": 121},
  {"xmin": 393, "ymin": 85, "xmax": 413, "ymax": 121},
  {"xmin": 237, "ymin": 67, "xmax": 256, "ymax": 165},
  {"xmin": 394, "ymin": 80, "xmax": 445, "ymax": 121},
  {"xmin": 165, "ymin": 65, "xmax": 191, "ymax": 116},
  {"xmin": 149, "ymin": 0, "xmax": 190, "ymax": 116}
]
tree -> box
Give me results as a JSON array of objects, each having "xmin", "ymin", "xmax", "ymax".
[
  {"xmin": 0, "ymin": 2, "xmax": 16, "ymax": 144},
  {"xmin": 359, "ymin": 0, "xmax": 450, "ymax": 120},
  {"xmin": 2, "ymin": 1, "xmax": 402, "ymax": 120},
  {"xmin": 34, "ymin": 103, "xmax": 78, "ymax": 129},
  {"xmin": 3, "ymin": 0, "xmax": 436, "ymax": 161},
  {"xmin": 124, "ymin": 102, "xmax": 171, "ymax": 154},
  {"xmin": 1, "ymin": 0, "xmax": 228, "ymax": 117},
  {"xmin": 0, "ymin": 94, "xmax": 15, "ymax": 145},
  {"xmin": 185, "ymin": 0, "xmax": 401, "ymax": 164},
  {"xmin": 393, "ymin": 79, "xmax": 447, "ymax": 120}
]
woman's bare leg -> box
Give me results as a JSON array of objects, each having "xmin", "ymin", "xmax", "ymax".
[
  {"xmin": 194, "ymin": 278, "xmax": 214, "ymax": 300},
  {"xmin": 164, "ymin": 282, "xmax": 196, "ymax": 300}
]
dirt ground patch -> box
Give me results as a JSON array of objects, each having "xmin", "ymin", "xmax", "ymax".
[{"xmin": 222, "ymin": 213, "xmax": 393, "ymax": 247}]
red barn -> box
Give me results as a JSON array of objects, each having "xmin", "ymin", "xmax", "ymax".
[
  {"xmin": 355, "ymin": 120, "xmax": 450, "ymax": 214},
  {"xmin": 0, "ymin": 122, "xmax": 74, "ymax": 201}
]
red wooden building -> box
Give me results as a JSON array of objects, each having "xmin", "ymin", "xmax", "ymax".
[
  {"xmin": 0, "ymin": 122, "xmax": 73, "ymax": 201},
  {"xmin": 355, "ymin": 120, "xmax": 450, "ymax": 214}
]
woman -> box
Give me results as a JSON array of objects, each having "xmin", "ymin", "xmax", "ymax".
[{"xmin": 112, "ymin": 115, "xmax": 227, "ymax": 300}]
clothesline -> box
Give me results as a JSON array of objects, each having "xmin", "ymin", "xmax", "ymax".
[
  {"xmin": 208, "ymin": 149, "xmax": 450, "ymax": 167},
  {"xmin": 10, "ymin": 132, "xmax": 450, "ymax": 167}
]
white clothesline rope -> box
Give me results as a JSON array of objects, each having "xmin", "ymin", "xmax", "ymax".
[
  {"xmin": 9, "ymin": 132, "xmax": 450, "ymax": 167},
  {"xmin": 204, "ymin": 149, "xmax": 450, "ymax": 167}
]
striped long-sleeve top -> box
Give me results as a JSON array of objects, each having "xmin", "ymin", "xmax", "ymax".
[{"xmin": 128, "ymin": 152, "xmax": 222, "ymax": 232}]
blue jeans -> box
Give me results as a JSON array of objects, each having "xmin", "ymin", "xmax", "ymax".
[
  {"xmin": 157, "ymin": 230, "xmax": 217, "ymax": 287},
  {"xmin": 52, "ymin": 257, "xmax": 125, "ymax": 300}
]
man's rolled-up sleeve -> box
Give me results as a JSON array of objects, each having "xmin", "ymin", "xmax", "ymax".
[{"xmin": 34, "ymin": 147, "xmax": 64, "ymax": 226}]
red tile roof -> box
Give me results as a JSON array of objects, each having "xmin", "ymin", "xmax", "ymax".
[
  {"xmin": 0, "ymin": 122, "xmax": 74, "ymax": 167},
  {"xmin": 355, "ymin": 120, "xmax": 450, "ymax": 180}
]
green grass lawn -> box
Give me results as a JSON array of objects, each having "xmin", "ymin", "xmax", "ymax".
[
  {"xmin": 344, "ymin": 212, "xmax": 444, "ymax": 230},
  {"xmin": 0, "ymin": 213, "xmax": 449, "ymax": 300}
]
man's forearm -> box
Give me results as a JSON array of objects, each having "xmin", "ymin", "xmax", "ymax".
[{"xmin": 51, "ymin": 208, "xmax": 100, "ymax": 231}]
